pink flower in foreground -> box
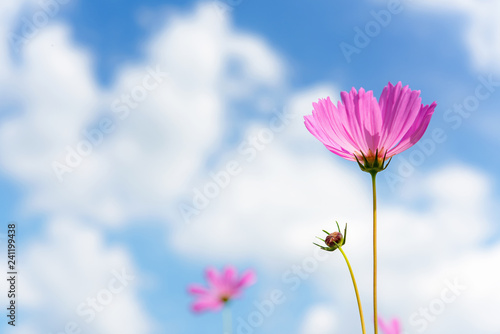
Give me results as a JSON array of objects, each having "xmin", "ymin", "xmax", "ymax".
[
  {"xmin": 188, "ymin": 266, "xmax": 256, "ymax": 313},
  {"xmin": 304, "ymin": 82, "xmax": 436, "ymax": 173},
  {"xmin": 378, "ymin": 317, "xmax": 401, "ymax": 334}
]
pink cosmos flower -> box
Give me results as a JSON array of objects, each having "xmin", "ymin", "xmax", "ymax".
[
  {"xmin": 378, "ymin": 317, "xmax": 401, "ymax": 334},
  {"xmin": 304, "ymin": 82, "xmax": 436, "ymax": 172},
  {"xmin": 188, "ymin": 266, "xmax": 256, "ymax": 313}
]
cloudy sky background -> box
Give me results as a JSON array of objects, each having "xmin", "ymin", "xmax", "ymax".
[{"xmin": 0, "ymin": 0, "xmax": 499, "ymax": 333}]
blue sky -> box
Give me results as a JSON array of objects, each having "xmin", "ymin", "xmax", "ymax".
[{"xmin": 1, "ymin": 0, "xmax": 500, "ymax": 333}]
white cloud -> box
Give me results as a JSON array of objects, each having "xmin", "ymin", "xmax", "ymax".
[
  {"xmin": 0, "ymin": 3, "xmax": 287, "ymax": 224},
  {"xmin": 409, "ymin": 0, "xmax": 500, "ymax": 73},
  {"xmin": 300, "ymin": 305, "xmax": 338, "ymax": 334},
  {"xmin": 0, "ymin": 2, "xmax": 291, "ymax": 331},
  {"xmin": 1, "ymin": 24, "xmax": 100, "ymax": 180},
  {"xmin": 451, "ymin": 244, "xmax": 500, "ymax": 332},
  {"xmin": 2, "ymin": 218, "xmax": 153, "ymax": 334}
]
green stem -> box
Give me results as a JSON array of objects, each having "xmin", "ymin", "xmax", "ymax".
[
  {"xmin": 338, "ymin": 245, "xmax": 366, "ymax": 334},
  {"xmin": 371, "ymin": 172, "xmax": 378, "ymax": 334},
  {"xmin": 223, "ymin": 305, "xmax": 232, "ymax": 334}
]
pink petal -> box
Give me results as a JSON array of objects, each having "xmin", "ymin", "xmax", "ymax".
[
  {"xmin": 305, "ymin": 100, "xmax": 353, "ymax": 153},
  {"xmin": 305, "ymin": 89, "xmax": 384, "ymax": 161},
  {"xmin": 341, "ymin": 88, "xmax": 370, "ymax": 153},
  {"xmin": 222, "ymin": 266, "xmax": 237, "ymax": 285},
  {"xmin": 205, "ymin": 267, "xmax": 221, "ymax": 288},
  {"xmin": 379, "ymin": 82, "xmax": 423, "ymax": 151},
  {"xmin": 392, "ymin": 318, "xmax": 401, "ymax": 334},
  {"xmin": 355, "ymin": 88, "xmax": 382, "ymax": 151},
  {"xmin": 237, "ymin": 270, "xmax": 257, "ymax": 289},
  {"xmin": 187, "ymin": 284, "xmax": 209, "ymax": 296},
  {"xmin": 191, "ymin": 297, "xmax": 224, "ymax": 313},
  {"xmin": 378, "ymin": 317, "xmax": 401, "ymax": 334},
  {"xmin": 388, "ymin": 101, "xmax": 436, "ymax": 156},
  {"xmin": 315, "ymin": 98, "xmax": 360, "ymax": 153},
  {"xmin": 304, "ymin": 113, "xmax": 356, "ymax": 160},
  {"xmin": 303, "ymin": 82, "xmax": 436, "ymax": 163},
  {"xmin": 378, "ymin": 317, "xmax": 392, "ymax": 334}
]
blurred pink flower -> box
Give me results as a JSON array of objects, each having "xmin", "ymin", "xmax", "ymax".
[
  {"xmin": 188, "ymin": 266, "xmax": 256, "ymax": 313},
  {"xmin": 304, "ymin": 82, "xmax": 436, "ymax": 171},
  {"xmin": 378, "ymin": 317, "xmax": 401, "ymax": 334}
]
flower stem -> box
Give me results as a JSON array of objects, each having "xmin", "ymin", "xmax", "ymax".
[
  {"xmin": 223, "ymin": 305, "xmax": 232, "ymax": 334},
  {"xmin": 337, "ymin": 245, "xmax": 366, "ymax": 334},
  {"xmin": 371, "ymin": 172, "xmax": 378, "ymax": 334}
]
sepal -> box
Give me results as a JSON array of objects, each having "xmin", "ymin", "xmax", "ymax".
[{"xmin": 313, "ymin": 221, "xmax": 347, "ymax": 252}]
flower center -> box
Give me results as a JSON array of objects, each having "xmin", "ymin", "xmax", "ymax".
[
  {"xmin": 354, "ymin": 148, "xmax": 391, "ymax": 174},
  {"xmin": 358, "ymin": 148, "xmax": 386, "ymax": 163}
]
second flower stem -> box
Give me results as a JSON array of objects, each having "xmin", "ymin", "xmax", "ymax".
[
  {"xmin": 337, "ymin": 245, "xmax": 366, "ymax": 334},
  {"xmin": 371, "ymin": 172, "xmax": 378, "ymax": 334},
  {"xmin": 223, "ymin": 305, "xmax": 232, "ymax": 334}
]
